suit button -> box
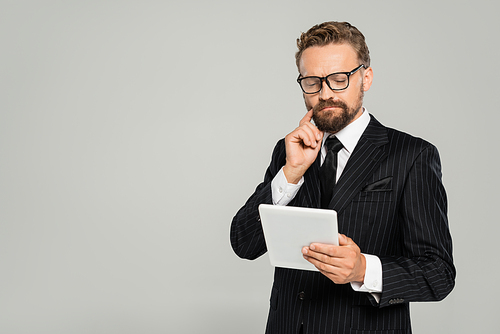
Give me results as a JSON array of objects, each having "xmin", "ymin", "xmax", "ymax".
[
  {"xmin": 298, "ymin": 291, "xmax": 305, "ymax": 300},
  {"xmin": 389, "ymin": 298, "xmax": 404, "ymax": 305}
]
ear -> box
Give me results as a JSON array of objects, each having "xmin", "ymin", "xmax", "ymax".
[{"xmin": 362, "ymin": 66, "xmax": 373, "ymax": 92}]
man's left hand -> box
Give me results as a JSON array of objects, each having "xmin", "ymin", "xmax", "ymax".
[{"xmin": 302, "ymin": 234, "xmax": 366, "ymax": 284}]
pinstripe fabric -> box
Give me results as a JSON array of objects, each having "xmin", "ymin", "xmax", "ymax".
[{"xmin": 230, "ymin": 115, "xmax": 455, "ymax": 334}]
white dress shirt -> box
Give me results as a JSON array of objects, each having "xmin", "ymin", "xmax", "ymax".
[{"xmin": 270, "ymin": 109, "xmax": 382, "ymax": 302}]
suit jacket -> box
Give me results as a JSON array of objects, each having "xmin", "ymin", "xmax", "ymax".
[{"xmin": 230, "ymin": 115, "xmax": 455, "ymax": 334}]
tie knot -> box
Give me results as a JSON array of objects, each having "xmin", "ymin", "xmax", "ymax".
[{"xmin": 324, "ymin": 136, "xmax": 343, "ymax": 153}]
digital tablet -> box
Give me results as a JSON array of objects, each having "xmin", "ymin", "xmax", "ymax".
[{"xmin": 258, "ymin": 204, "xmax": 339, "ymax": 271}]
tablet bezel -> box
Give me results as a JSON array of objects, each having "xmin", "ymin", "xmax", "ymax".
[{"xmin": 258, "ymin": 204, "xmax": 339, "ymax": 271}]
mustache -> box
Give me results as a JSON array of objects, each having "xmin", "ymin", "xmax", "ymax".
[{"xmin": 313, "ymin": 98, "xmax": 347, "ymax": 112}]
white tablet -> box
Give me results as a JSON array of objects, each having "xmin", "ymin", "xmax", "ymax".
[{"xmin": 258, "ymin": 204, "xmax": 339, "ymax": 272}]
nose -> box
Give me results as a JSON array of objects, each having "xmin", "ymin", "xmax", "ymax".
[{"xmin": 319, "ymin": 79, "xmax": 335, "ymax": 100}]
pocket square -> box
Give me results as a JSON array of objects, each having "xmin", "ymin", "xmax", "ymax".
[{"xmin": 361, "ymin": 176, "xmax": 393, "ymax": 192}]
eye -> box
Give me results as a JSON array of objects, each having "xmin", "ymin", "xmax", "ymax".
[
  {"xmin": 327, "ymin": 74, "xmax": 348, "ymax": 88},
  {"xmin": 329, "ymin": 74, "xmax": 347, "ymax": 83},
  {"xmin": 302, "ymin": 78, "xmax": 320, "ymax": 87}
]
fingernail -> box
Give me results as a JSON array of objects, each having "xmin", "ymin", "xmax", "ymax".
[{"xmin": 310, "ymin": 244, "xmax": 315, "ymax": 250}]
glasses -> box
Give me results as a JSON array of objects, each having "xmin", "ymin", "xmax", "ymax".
[{"xmin": 297, "ymin": 64, "xmax": 366, "ymax": 94}]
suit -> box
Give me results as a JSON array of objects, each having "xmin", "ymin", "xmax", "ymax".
[{"xmin": 230, "ymin": 115, "xmax": 455, "ymax": 334}]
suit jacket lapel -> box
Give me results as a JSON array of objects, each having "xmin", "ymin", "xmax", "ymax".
[{"xmin": 329, "ymin": 115, "xmax": 389, "ymax": 214}]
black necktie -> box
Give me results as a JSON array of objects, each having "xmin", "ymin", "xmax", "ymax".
[{"xmin": 320, "ymin": 136, "xmax": 344, "ymax": 209}]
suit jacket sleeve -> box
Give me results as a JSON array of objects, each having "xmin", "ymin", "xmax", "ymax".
[
  {"xmin": 377, "ymin": 144, "xmax": 455, "ymax": 307},
  {"xmin": 230, "ymin": 139, "xmax": 286, "ymax": 260}
]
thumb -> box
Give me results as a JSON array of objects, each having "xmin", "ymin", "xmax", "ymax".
[{"xmin": 338, "ymin": 233, "xmax": 351, "ymax": 246}]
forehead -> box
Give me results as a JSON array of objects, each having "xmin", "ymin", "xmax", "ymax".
[{"xmin": 299, "ymin": 43, "xmax": 359, "ymax": 77}]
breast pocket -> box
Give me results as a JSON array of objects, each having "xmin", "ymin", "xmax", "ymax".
[
  {"xmin": 355, "ymin": 190, "xmax": 393, "ymax": 202},
  {"xmin": 355, "ymin": 176, "xmax": 394, "ymax": 202}
]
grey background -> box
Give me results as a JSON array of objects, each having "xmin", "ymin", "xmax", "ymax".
[{"xmin": 1, "ymin": 1, "xmax": 498, "ymax": 333}]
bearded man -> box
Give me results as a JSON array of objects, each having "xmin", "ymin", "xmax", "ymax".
[{"xmin": 230, "ymin": 21, "xmax": 455, "ymax": 334}]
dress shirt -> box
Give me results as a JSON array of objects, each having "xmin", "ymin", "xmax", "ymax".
[{"xmin": 271, "ymin": 109, "xmax": 382, "ymax": 301}]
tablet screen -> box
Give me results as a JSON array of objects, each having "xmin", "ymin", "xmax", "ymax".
[{"xmin": 258, "ymin": 204, "xmax": 339, "ymax": 271}]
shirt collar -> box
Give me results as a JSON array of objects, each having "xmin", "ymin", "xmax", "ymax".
[{"xmin": 322, "ymin": 107, "xmax": 371, "ymax": 153}]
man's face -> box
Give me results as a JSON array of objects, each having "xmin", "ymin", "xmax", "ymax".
[{"xmin": 298, "ymin": 43, "xmax": 373, "ymax": 133}]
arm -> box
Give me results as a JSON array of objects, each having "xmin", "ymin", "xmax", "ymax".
[
  {"xmin": 301, "ymin": 144, "xmax": 455, "ymax": 306},
  {"xmin": 230, "ymin": 140, "xmax": 285, "ymax": 260},
  {"xmin": 377, "ymin": 144, "xmax": 455, "ymax": 306},
  {"xmin": 230, "ymin": 109, "xmax": 323, "ymax": 260}
]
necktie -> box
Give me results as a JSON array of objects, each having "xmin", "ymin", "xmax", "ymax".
[{"xmin": 320, "ymin": 136, "xmax": 344, "ymax": 209}]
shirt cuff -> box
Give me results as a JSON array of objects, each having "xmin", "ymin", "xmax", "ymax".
[
  {"xmin": 271, "ymin": 167, "xmax": 304, "ymax": 206},
  {"xmin": 350, "ymin": 253, "xmax": 383, "ymax": 302}
]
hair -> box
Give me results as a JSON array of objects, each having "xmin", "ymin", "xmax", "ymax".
[{"xmin": 295, "ymin": 21, "xmax": 370, "ymax": 70}]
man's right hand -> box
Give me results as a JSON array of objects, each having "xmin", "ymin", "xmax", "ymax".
[{"xmin": 283, "ymin": 109, "xmax": 323, "ymax": 184}]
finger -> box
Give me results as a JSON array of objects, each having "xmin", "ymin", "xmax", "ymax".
[
  {"xmin": 309, "ymin": 243, "xmax": 341, "ymax": 257},
  {"xmin": 303, "ymin": 247, "xmax": 342, "ymax": 269},
  {"xmin": 292, "ymin": 126, "xmax": 319, "ymax": 148},
  {"xmin": 338, "ymin": 234, "xmax": 352, "ymax": 246},
  {"xmin": 301, "ymin": 121, "xmax": 323, "ymax": 143},
  {"xmin": 299, "ymin": 108, "xmax": 314, "ymax": 126},
  {"xmin": 297, "ymin": 123, "xmax": 320, "ymax": 148},
  {"xmin": 303, "ymin": 253, "xmax": 340, "ymax": 273},
  {"xmin": 290, "ymin": 128, "xmax": 312, "ymax": 147}
]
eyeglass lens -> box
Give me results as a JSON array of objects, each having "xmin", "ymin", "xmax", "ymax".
[{"xmin": 301, "ymin": 73, "xmax": 348, "ymax": 93}]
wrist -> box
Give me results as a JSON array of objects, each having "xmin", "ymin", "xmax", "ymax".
[
  {"xmin": 358, "ymin": 254, "xmax": 367, "ymax": 282},
  {"xmin": 283, "ymin": 164, "xmax": 304, "ymax": 184}
]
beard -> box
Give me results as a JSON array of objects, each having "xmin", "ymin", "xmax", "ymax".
[{"xmin": 311, "ymin": 84, "xmax": 364, "ymax": 133}]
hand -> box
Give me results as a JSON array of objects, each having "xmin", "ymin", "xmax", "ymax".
[
  {"xmin": 302, "ymin": 234, "xmax": 366, "ymax": 284},
  {"xmin": 283, "ymin": 109, "xmax": 323, "ymax": 184}
]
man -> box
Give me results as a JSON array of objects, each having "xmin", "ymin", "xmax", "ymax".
[{"xmin": 230, "ymin": 21, "xmax": 455, "ymax": 334}]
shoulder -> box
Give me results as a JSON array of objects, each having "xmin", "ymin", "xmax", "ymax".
[
  {"xmin": 371, "ymin": 120, "xmax": 444, "ymax": 181},
  {"xmin": 270, "ymin": 138, "xmax": 286, "ymax": 160},
  {"xmin": 386, "ymin": 127, "xmax": 435, "ymax": 153},
  {"xmin": 264, "ymin": 138, "xmax": 287, "ymax": 176},
  {"xmin": 369, "ymin": 115, "xmax": 438, "ymax": 157}
]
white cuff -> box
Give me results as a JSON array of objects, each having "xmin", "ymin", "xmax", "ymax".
[
  {"xmin": 271, "ymin": 167, "xmax": 304, "ymax": 206},
  {"xmin": 350, "ymin": 253, "xmax": 383, "ymax": 303}
]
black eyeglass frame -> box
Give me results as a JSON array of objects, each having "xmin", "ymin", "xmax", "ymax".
[{"xmin": 297, "ymin": 64, "xmax": 366, "ymax": 94}]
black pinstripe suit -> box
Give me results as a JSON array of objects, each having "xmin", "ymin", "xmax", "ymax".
[{"xmin": 230, "ymin": 115, "xmax": 455, "ymax": 334}]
